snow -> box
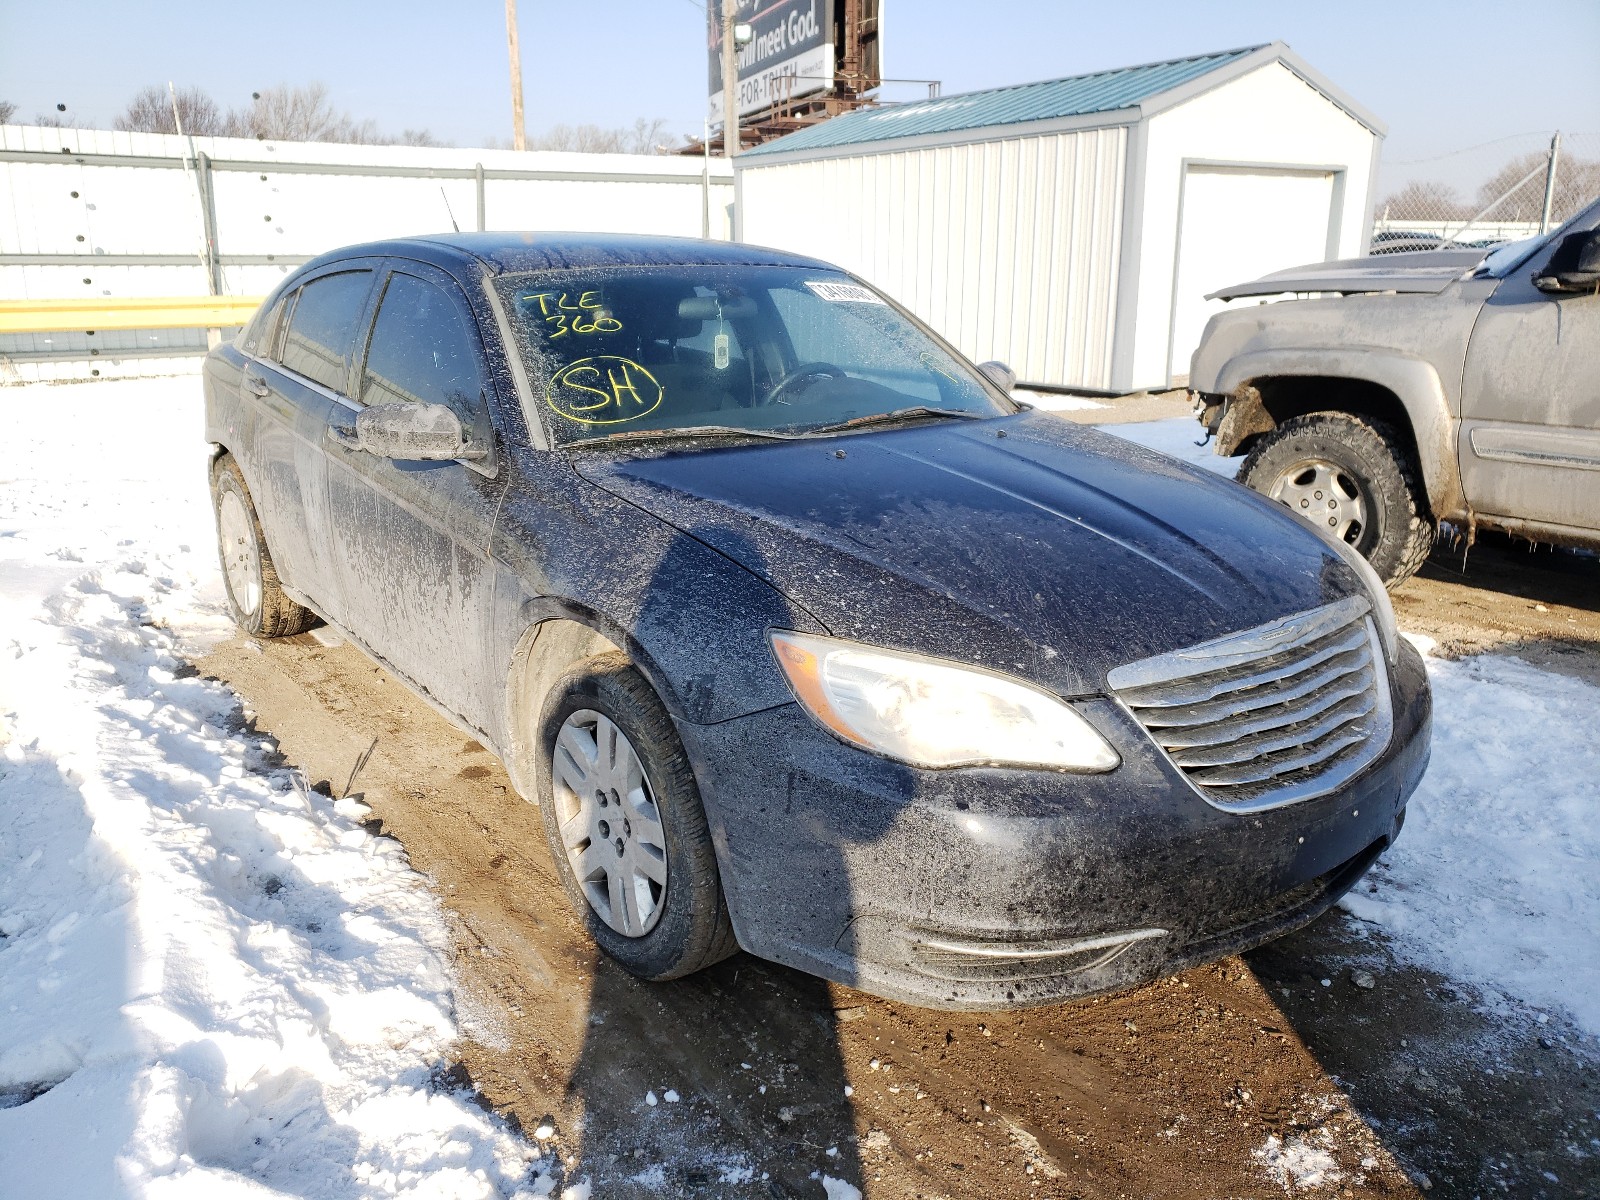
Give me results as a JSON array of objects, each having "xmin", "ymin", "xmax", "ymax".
[
  {"xmin": 1254, "ymin": 1133, "xmax": 1343, "ymax": 1192},
  {"xmin": 1340, "ymin": 638, "xmax": 1600, "ymax": 1036},
  {"xmin": 1104, "ymin": 418, "xmax": 1600, "ymax": 1041},
  {"xmin": 1099, "ymin": 417, "xmax": 1235, "ymax": 474},
  {"xmin": 1016, "ymin": 387, "xmax": 1107, "ymax": 414},
  {"xmin": 0, "ymin": 379, "xmax": 549, "ymax": 1197}
]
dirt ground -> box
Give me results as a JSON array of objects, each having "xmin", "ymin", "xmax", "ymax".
[{"xmin": 193, "ymin": 523, "xmax": 1600, "ymax": 1200}]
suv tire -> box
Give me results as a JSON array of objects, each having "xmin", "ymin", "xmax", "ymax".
[
  {"xmin": 536, "ymin": 652, "xmax": 739, "ymax": 981},
  {"xmin": 210, "ymin": 454, "xmax": 319, "ymax": 637},
  {"xmin": 1238, "ymin": 413, "xmax": 1435, "ymax": 588}
]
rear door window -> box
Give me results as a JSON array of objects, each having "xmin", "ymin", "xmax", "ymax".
[
  {"xmin": 360, "ymin": 272, "xmax": 489, "ymax": 426},
  {"xmin": 243, "ymin": 291, "xmax": 290, "ymax": 360},
  {"xmin": 280, "ymin": 270, "xmax": 372, "ymax": 393}
]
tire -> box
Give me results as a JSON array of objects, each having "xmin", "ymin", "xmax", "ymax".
[
  {"xmin": 210, "ymin": 454, "xmax": 318, "ymax": 638},
  {"xmin": 536, "ymin": 652, "xmax": 738, "ymax": 981},
  {"xmin": 1237, "ymin": 413, "xmax": 1435, "ymax": 588}
]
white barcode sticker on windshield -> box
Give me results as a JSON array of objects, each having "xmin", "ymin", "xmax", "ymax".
[{"xmin": 804, "ymin": 280, "xmax": 886, "ymax": 304}]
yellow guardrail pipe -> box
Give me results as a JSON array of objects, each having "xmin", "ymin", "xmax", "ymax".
[{"xmin": 0, "ymin": 296, "xmax": 266, "ymax": 334}]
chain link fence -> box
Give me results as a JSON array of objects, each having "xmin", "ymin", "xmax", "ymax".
[{"xmin": 1372, "ymin": 130, "xmax": 1600, "ymax": 254}]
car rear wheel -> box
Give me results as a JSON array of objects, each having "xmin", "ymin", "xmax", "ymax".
[
  {"xmin": 1238, "ymin": 413, "xmax": 1435, "ymax": 588},
  {"xmin": 210, "ymin": 454, "xmax": 317, "ymax": 637},
  {"xmin": 537, "ymin": 652, "xmax": 738, "ymax": 981}
]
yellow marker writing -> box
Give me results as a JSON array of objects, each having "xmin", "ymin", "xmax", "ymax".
[{"xmin": 546, "ymin": 356, "xmax": 664, "ymax": 425}]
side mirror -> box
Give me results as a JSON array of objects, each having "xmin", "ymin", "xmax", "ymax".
[
  {"xmin": 353, "ymin": 402, "xmax": 487, "ymax": 461},
  {"xmin": 1533, "ymin": 229, "xmax": 1600, "ymax": 294},
  {"xmin": 977, "ymin": 360, "xmax": 1017, "ymax": 394}
]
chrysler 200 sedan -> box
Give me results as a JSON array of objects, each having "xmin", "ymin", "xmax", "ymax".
[{"xmin": 204, "ymin": 233, "xmax": 1432, "ymax": 1010}]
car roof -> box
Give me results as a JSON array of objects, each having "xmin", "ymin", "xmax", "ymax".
[{"xmin": 298, "ymin": 232, "xmax": 838, "ymax": 277}]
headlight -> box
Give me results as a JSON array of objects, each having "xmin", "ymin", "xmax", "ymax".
[
  {"xmin": 769, "ymin": 631, "xmax": 1120, "ymax": 771},
  {"xmin": 1312, "ymin": 530, "xmax": 1399, "ymax": 663}
]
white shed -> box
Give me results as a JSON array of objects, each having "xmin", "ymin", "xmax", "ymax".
[{"xmin": 735, "ymin": 43, "xmax": 1384, "ymax": 393}]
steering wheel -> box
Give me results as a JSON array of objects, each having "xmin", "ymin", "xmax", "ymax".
[{"xmin": 764, "ymin": 361, "xmax": 846, "ymax": 406}]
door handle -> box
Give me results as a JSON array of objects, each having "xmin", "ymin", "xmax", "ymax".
[{"xmin": 246, "ymin": 374, "xmax": 271, "ymax": 397}]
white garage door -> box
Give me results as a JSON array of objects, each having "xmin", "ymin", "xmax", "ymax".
[{"xmin": 1168, "ymin": 165, "xmax": 1336, "ymax": 383}]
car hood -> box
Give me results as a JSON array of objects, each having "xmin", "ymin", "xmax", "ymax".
[
  {"xmin": 574, "ymin": 413, "xmax": 1360, "ymax": 696},
  {"xmin": 1208, "ymin": 249, "xmax": 1486, "ymax": 300}
]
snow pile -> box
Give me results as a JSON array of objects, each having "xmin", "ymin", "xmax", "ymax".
[
  {"xmin": 0, "ymin": 380, "xmax": 548, "ymax": 1197},
  {"xmin": 1341, "ymin": 637, "xmax": 1600, "ymax": 1036}
]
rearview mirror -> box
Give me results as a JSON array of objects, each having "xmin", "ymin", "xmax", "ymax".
[
  {"xmin": 978, "ymin": 360, "xmax": 1017, "ymax": 393},
  {"xmin": 354, "ymin": 402, "xmax": 486, "ymax": 461},
  {"xmin": 1533, "ymin": 229, "xmax": 1600, "ymax": 294}
]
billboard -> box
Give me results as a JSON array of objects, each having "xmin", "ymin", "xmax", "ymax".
[{"xmin": 708, "ymin": 0, "xmax": 834, "ymax": 124}]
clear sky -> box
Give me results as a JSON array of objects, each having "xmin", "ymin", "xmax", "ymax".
[{"xmin": 3, "ymin": 0, "xmax": 1596, "ymax": 185}]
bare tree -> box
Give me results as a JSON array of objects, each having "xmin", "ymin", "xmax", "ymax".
[
  {"xmin": 530, "ymin": 118, "xmax": 677, "ymax": 155},
  {"xmin": 625, "ymin": 117, "xmax": 678, "ymax": 154},
  {"xmin": 225, "ymin": 83, "xmax": 381, "ymax": 144},
  {"xmin": 0, "ymin": 101, "xmax": 16, "ymax": 124},
  {"xmin": 1376, "ymin": 180, "xmax": 1470, "ymax": 222},
  {"xmin": 115, "ymin": 84, "xmax": 228, "ymax": 136},
  {"xmin": 1475, "ymin": 150, "xmax": 1600, "ymax": 225},
  {"xmin": 390, "ymin": 128, "xmax": 442, "ymax": 147},
  {"xmin": 1474, "ymin": 152, "xmax": 1556, "ymax": 222}
]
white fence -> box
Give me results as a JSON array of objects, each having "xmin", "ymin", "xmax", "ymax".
[{"xmin": 0, "ymin": 124, "xmax": 736, "ymax": 381}]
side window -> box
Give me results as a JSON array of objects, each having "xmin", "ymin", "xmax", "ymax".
[
  {"xmin": 242, "ymin": 291, "xmax": 290, "ymax": 359},
  {"xmin": 360, "ymin": 273, "xmax": 488, "ymax": 422},
  {"xmin": 280, "ymin": 270, "xmax": 372, "ymax": 393}
]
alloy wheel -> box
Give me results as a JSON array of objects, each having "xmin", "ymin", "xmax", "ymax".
[{"xmin": 551, "ymin": 709, "xmax": 669, "ymax": 937}]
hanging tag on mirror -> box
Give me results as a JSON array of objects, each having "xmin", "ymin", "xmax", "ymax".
[{"xmin": 713, "ymin": 332, "xmax": 730, "ymax": 370}]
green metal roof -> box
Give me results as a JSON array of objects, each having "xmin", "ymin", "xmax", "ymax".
[{"xmin": 741, "ymin": 45, "xmax": 1267, "ymax": 159}]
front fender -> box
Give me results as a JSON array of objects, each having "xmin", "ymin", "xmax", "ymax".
[{"xmin": 1211, "ymin": 348, "xmax": 1465, "ymax": 524}]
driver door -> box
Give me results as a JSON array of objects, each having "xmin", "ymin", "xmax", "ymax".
[
  {"xmin": 1459, "ymin": 219, "xmax": 1600, "ymax": 534},
  {"xmin": 322, "ymin": 262, "xmax": 508, "ymax": 733}
]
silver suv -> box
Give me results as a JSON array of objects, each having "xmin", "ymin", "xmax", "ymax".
[{"xmin": 1190, "ymin": 196, "xmax": 1600, "ymax": 586}]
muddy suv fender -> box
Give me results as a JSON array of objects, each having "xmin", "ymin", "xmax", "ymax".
[{"xmin": 1199, "ymin": 347, "xmax": 1466, "ymax": 526}]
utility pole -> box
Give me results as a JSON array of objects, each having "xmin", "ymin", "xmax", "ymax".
[
  {"xmin": 505, "ymin": 0, "xmax": 528, "ymax": 151},
  {"xmin": 1539, "ymin": 131, "xmax": 1562, "ymax": 235},
  {"xmin": 721, "ymin": 0, "xmax": 739, "ymax": 156}
]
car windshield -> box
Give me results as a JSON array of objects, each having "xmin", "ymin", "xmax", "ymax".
[{"xmin": 493, "ymin": 265, "xmax": 1011, "ymax": 445}]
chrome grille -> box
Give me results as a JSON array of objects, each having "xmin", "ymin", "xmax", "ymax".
[{"xmin": 1107, "ymin": 596, "xmax": 1393, "ymax": 812}]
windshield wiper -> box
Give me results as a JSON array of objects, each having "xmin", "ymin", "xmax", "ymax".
[
  {"xmin": 566, "ymin": 407, "xmax": 989, "ymax": 448},
  {"xmin": 565, "ymin": 424, "xmax": 813, "ymax": 448},
  {"xmin": 804, "ymin": 406, "xmax": 989, "ymax": 435}
]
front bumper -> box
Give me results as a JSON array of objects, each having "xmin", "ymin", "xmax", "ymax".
[{"xmin": 680, "ymin": 638, "xmax": 1432, "ymax": 1010}]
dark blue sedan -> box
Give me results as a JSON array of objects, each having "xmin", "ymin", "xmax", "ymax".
[{"xmin": 203, "ymin": 233, "xmax": 1431, "ymax": 1009}]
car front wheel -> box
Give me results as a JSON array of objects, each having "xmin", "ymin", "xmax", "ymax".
[
  {"xmin": 537, "ymin": 652, "xmax": 738, "ymax": 981},
  {"xmin": 1237, "ymin": 413, "xmax": 1435, "ymax": 588}
]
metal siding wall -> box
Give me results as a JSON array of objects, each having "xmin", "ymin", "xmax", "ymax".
[
  {"xmin": 738, "ymin": 125, "xmax": 1126, "ymax": 390},
  {"xmin": 0, "ymin": 124, "xmax": 735, "ymax": 382}
]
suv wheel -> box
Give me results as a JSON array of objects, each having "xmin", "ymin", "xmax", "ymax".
[
  {"xmin": 210, "ymin": 454, "xmax": 318, "ymax": 637},
  {"xmin": 1237, "ymin": 413, "xmax": 1435, "ymax": 588},
  {"xmin": 536, "ymin": 652, "xmax": 738, "ymax": 981}
]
